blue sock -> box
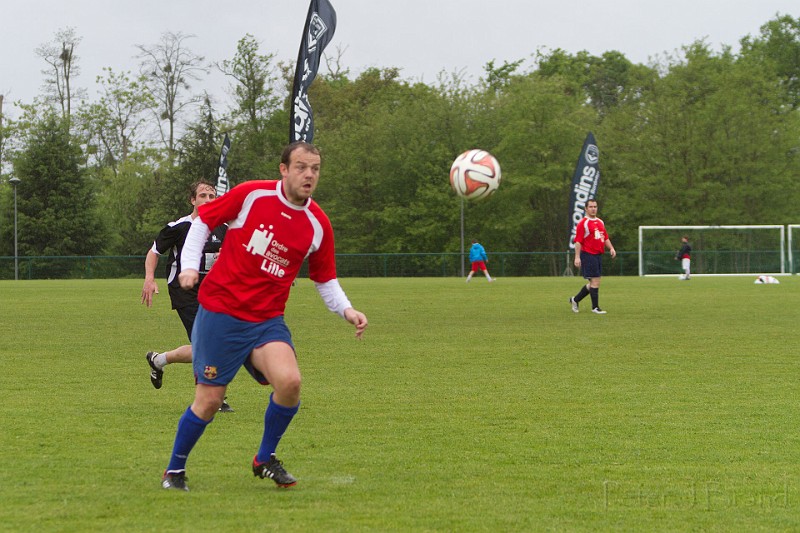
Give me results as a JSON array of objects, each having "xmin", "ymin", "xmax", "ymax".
[
  {"xmin": 166, "ymin": 407, "xmax": 212, "ymax": 473},
  {"xmin": 256, "ymin": 393, "xmax": 299, "ymax": 463}
]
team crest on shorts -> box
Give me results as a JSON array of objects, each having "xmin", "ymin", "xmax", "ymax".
[{"xmin": 204, "ymin": 365, "xmax": 218, "ymax": 380}]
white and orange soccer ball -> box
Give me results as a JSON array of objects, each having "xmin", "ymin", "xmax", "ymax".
[{"xmin": 449, "ymin": 149, "xmax": 501, "ymax": 200}]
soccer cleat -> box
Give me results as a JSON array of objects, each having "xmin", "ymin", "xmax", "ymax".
[
  {"xmin": 146, "ymin": 351, "xmax": 164, "ymax": 389},
  {"xmin": 162, "ymin": 470, "xmax": 189, "ymax": 491},
  {"xmin": 592, "ymin": 307, "xmax": 607, "ymax": 314},
  {"xmin": 219, "ymin": 397, "xmax": 234, "ymax": 413},
  {"xmin": 569, "ymin": 297, "xmax": 579, "ymax": 313},
  {"xmin": 252, "ymin": 454, "xmax": 297, "ymax": 487}
]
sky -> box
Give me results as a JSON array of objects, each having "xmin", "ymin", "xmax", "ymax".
[{"xmin": 1, "ymin": 0, "xmax": 798, "ymax": 117}]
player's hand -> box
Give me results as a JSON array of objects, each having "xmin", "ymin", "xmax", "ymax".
[
  {"xmin": 343, "ymin": 308, "xmax": 368, "ymax": 340},
  {"xmin": 141, "ymin": 279, "xmax": 159, "ymax": 307},
  {"xmin": 178, "ymin": 269, "xmax": 200, "ymax": 290},
  {"xmin": 610, "ymin": 248, "xmax": 617, "ymax": 259},
  {"xmin": 574, "ymin": 257, "xmax": 581, "ymax": 268}
]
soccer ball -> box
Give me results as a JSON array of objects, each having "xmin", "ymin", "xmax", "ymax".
[{"xmin": 449, "ymin": 149, "xmax": 501, "ymax": 200}]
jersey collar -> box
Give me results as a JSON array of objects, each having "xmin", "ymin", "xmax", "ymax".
[{"xmin": 277, "ymin": 180, "xmax": 310, "ymax": 211}]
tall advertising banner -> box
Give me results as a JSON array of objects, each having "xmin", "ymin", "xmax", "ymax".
[
  {"xmin": 215, "ymin": 133, "xmax": 231, "ymax": 197},
  {"xmin": 567, "ymin": 132, "xmax": 601, "ymax": 250},
  {"xmin": 290, "ymin": 0, "xmax": 337, "ymax": 142}
]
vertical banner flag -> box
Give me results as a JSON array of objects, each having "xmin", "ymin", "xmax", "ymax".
[
  {"xmin": 290, "ymin": 0, "xmax": 337, "ymax": 142},
  {"xmin": 567, "ymin": 132, "xmax": 601, "ymax": 249},
  {"xmin": 215, "ymin": 133, "xmax": 231, "ymax": 197}
]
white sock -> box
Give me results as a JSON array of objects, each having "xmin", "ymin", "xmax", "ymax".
[{"xmin": 154, "ymin": 352, "xmax": 169, "ymax": 369}]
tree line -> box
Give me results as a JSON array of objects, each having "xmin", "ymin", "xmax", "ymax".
[{"xmin": 1, "ymin": 15, "xmax": 799, "ymax": 264}]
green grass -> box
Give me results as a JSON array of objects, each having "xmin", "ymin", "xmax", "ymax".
[{"xmin": 1, "ymin": 276, "xmax": 798, "ymax": 532}]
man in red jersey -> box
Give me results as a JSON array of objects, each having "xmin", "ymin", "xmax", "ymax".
[
  {"xmin": 675, "ymin": 236, "xmax": 692, "ymax": 280},
  {"xmin": 569, "ymin": 199, "xmax": 616, "ymax": 314},
  {"xmin": 160, "ymin": 141, "xmax": 368, "ymax": 492}
]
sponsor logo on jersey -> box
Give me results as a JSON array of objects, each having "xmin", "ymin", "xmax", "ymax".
[{"xmin": 244, "ymin": 224, "xmax": 291, "ymax": 278}]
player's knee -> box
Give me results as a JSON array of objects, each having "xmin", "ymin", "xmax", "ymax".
[{"xmin": 275, "ymin": 372, "xmax": 302, "ymax": 399}]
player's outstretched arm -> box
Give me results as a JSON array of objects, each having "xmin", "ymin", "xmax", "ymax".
[{"xmin": 343, "ymin": 308, "xmax": 368, "ymax": 340}]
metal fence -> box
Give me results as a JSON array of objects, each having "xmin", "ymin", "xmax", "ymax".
[{"xmin": 0, "ymin": 252, "xmax": 641, "ymax": 280}]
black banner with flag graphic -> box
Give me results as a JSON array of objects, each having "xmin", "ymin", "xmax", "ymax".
[
  {"xmin": 567, "ymin": 132, "xmax": 601, "ymax": 250},
  {"xmin": 290, "ymin": 0, "xmax": 337, "ymax": 143},
  {"xmin": 215, "ymin": 133, "xmax": 231, "ymax": 197}
]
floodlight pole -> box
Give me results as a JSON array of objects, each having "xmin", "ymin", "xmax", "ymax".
[{"xmin": 9, "ymin": 177, "xmax": 20, "ymax": 280}]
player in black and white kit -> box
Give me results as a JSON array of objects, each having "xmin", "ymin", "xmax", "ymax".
[{"xmin": 141, "ymin": 180, "xmax": 232, "ymax": 411}]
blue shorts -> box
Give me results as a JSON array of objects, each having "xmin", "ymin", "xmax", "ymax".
[
  {"xmin": 580, "ymin": 251, "xmax": 603, "ymax": 279},
  {"xmin": 191, "ymin": 305, "xmax": 295, "ymax": 386}
]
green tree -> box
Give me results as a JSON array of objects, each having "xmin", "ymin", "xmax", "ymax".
[
  {"xmin": 536, "ymin": 48, "xmax": 652, "ymax": 116},
  {"xmin": 217, "ymin": 34, "xmax": 281, "ymax": 134},
  {"xmin": 94, "ymin": 150, "xmax": 161, "ymax": 255},
  {"xmin": 474, "ymin": 72, "xmax": 598, "ymax": 259},
  {"xmin": 2, "ymin": 114, "xmax": 106, "ymax": 256},
  {"xmin": 599, "ymin": 41, "xmax": 800, "ymax": 250},
  {"xmin": 218, "ymin": 34, "xmax": 287, "ymax": 184},
  {"xmin": 312, "ymin": 68, "xmax": 467, "ymax": 254},
  {"xmin": 144, "ymin": 98, "xmax": 224, "ymax": 230},
  {"xmin": 76, "ymin": 68, "xmax": 155, "ymax": 172},
  {"xmin": 740, "ymin": 14, "xmax": 800, "ymax": 109}
]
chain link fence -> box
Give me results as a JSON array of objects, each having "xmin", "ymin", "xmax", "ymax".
[{"xmin": 0, "ymin": 252, "xmax": 642, "ymax": 280}]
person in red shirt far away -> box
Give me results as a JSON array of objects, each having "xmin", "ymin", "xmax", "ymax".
[
  {"xmin": 569, "ymin": 199, "xmax": 616, "ymax": 314},
  {"xmin": 159, "ymin": 141, "xmax": 368, "ymax": 492},
  {"xmin": 675, "ymin": 236, "xmax": 692, "ymax": 280}
]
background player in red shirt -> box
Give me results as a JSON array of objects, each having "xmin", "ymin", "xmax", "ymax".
[
  {"xmin": 569, "ymin": 199, "xmax": 616, "ymax": 314},
  {"xmin": 160, "ymin": 141, "xmax": 368, "ymax": 491},
  {"xmin": 675, "ymin": 236, "xmax": 692, "ymax": 280}
]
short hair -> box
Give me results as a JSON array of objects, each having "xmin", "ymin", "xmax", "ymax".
[
  {"xmin": 281, "ymin": 141, "xmax": 320, "ymax": 166},
  {"xmin": 586, "ymin": 198, "xmax": 598, "ymax": 206},
  {"xmin": 189, "ymin": 180, "xmax": 215, "ymax": 201}
]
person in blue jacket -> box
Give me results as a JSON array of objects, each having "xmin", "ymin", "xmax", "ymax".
[{"xmin": 466, "ymin": 239, "xmax": 494, "ymax": 282}]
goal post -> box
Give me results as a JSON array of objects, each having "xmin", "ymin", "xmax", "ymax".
[
  {"xmin": 789, "ymin": 225, "xmax": 800, "ymax": 274},
  {"xmin": 638, "ymin": 225, "xmax": 786, "ymax": 277}
]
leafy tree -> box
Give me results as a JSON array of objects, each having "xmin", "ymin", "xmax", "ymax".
[
  {"xmin": 2, "ymin": 113, "xmax": 106, "ymax": 256},
  {"xmin": 217, "ymin": 34, "xmax": 287, "ymax": 183},
  {"xmin": 94, "ymin": 149, "xmax": 161, "ymax": 255},
  {"xmin": 740, "ymin": 14, "xmax": 800, "ymax": 109},
  {"xmin": 599, "ymin": 41, "xmax": 800, "ymax": 250},
  {"xmin": 76, "ymin": 68, "xmax": 155, "ymax": 172},
  {"xmin": 536, "ymin": 48, "xmax": 652, "ymax": 116},
  {"xmin": 475, "ymin": 72, "xmax": 598, "ymax": 259},
  {"xmin": 217, "ymin": 34, "xmax": 281, "ymax": 134},
  {"xmin": 144, "ymin": 98, "xmax": 225, "ymax": 230},
  {"xmin": 312, "ymin": 68, "xmax": 466, "ymax": 254}
]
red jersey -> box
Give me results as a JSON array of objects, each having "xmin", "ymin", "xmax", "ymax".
[
  {"xmin": 195, "ymin": 180, "xmax": 337, "ymax": 322},
  {"xmin": 573, "ymin": 216, "xmax": 609, "ymax": 255}
]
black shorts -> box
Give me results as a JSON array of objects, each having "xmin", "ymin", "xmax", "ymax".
[
  {"xmin": 176, "ymin": 302, "xmax": 199, "ymax": 341},
  {"xmin": 580, "ymin": 252, "xmax": 603, "ymax": 279}
]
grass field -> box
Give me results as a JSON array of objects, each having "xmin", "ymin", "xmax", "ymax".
[{"xmin": 1, "ymin": 276, "xmax": 798, "ymax": 532}]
